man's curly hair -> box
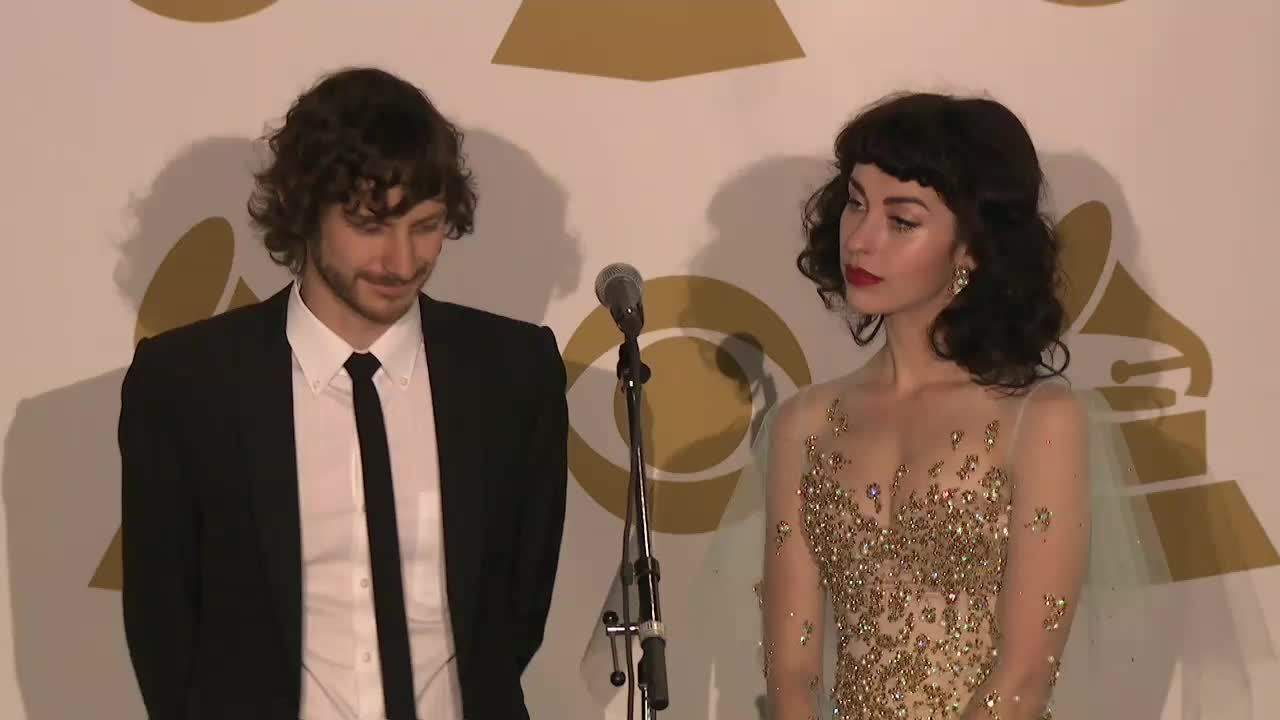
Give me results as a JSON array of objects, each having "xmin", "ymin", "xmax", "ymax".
[
  {"xmin": 247, "ymin": 66, "xmax": 477, "ymax": 274},
  {"xmin": 798, "ymin": 92, "xmax": 1070, "ymax": 392}
]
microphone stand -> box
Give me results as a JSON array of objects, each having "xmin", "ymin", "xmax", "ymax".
[{"xmin": 600, "ymin": 321, "xmax": 669, "ymax": 718}]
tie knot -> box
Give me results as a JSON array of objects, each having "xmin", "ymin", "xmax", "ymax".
[{"xmin": 344, "ymin": 352, "xmax": 381, "ymax": 383}]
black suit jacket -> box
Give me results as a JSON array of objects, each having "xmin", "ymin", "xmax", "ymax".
[{"xmin": 118, "ymin": 287, "xmax": 569, "ymax": 719}]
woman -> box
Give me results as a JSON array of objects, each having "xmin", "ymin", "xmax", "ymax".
[{"xmin": 760, "ymin": 92, "xmax": 1090, "ymax": 719}]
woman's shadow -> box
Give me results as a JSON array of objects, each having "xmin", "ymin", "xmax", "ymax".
[
  {"xmin": 681, "ymin": 155, "xmax": 836, "ymax": 720},
  {"xmin": 2, "ymin": 127, "xmax": 580, "ymax": 720},
  {"xmin": 1042, "ymin": 152, "xmax": 1274, "ymax": 719},
  {"xmin": 577, "ymin": 155, "xmax": 833, "ymax": 720}
]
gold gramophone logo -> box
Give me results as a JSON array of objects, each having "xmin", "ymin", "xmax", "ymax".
[
  {"xmin": 1058, "ymin": 201, "xmax": 1277, "ymax": 581},
  {"xmin": 89, "ymin": 216, "xmax": 262, "ymax": 590},
  {"xmin": 563, "ymin": 276, "xmax": 810, "ymax": 535}
]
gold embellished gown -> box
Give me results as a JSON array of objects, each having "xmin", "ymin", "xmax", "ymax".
[{"xmin": 760, "ymin": 379, "xmax": 1089, "ymax": 720}]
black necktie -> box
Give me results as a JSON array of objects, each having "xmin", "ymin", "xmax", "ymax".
[{"xmin": 345, "ymin": 352, "xmax": 416, "ymax": 719}]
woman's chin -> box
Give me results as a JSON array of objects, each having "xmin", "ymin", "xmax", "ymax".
[{"xmin": 844, "ymin": 293, "xmax": 891, "ymax": 317}]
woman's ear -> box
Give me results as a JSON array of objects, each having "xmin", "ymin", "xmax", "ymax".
[{"xmin": 952, "ymin": 242, "xmax": 976, "ymax": 273}]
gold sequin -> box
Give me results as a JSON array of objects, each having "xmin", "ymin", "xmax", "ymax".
[
  {"xmin": 1026, "ymin": 507, "xmax": 1052, "ymax": 532},
  {"xmin": 1043, "ymin": 595, "xmax": 1067, "ymax": 630},
  {"xmin": 985, "ymin": 419, "xmax": 1000, "ymax": 452},
  {"xmin": 981, "ymin": 466, "xmax": 1008, "ymax": 503},
  {"xmin": 788, "ymin": 416, "xmax": 1044, "ymax": 719},
  {"xmin": 800, "ymin": 620, "xmax": 815, "ymax": 646},
  {"xmin": 828, "ymin": 398, "xmax": 849, "ymax": 436},
  {"xmin": 950, "ymin": 429, "xmax": 965, "ymax": 449},
  {"xmin": 775, "ymin": 521, "xmax": 792, "ymax": 552},
  {"xmin": 984, "ymin": 690, "xmax": 1002, "ymax": 719},
  {"xmin": 867, "ymin": 483, "xmax": 883, "ymax": 513}
]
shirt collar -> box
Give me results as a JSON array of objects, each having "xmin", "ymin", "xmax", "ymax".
[{"xmin": 285, "ymin": 280, "xmax": 422, "ymax": 394}]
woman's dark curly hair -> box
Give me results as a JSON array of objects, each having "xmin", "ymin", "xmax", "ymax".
[
  {"xmin": 798, "ymin": 92, "xmax": 1069, "ymax": 391},
  {"xmin": 248, "ymin": 66, "xmax": 477, "ymax": 274}
]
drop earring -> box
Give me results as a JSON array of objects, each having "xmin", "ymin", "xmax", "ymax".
[{"xmin": 949, "ymin": 266, "xmax": 970, "ymax": 296}]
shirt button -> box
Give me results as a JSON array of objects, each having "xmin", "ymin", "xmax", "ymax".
[
  {"xmin": 362, "ymin": 652, "xmax": 372, "ymax": 663},
  {"xmin": 360, "ymin": 578, "xmax": 369, "ymax": 588},
  {"xmin": 399, "ymin": 377, "xmax": 408, "ymax": 386}
]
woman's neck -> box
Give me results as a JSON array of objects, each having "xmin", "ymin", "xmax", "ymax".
[{"xmin": 871, "ymin": 309, "xmax": 970, "ymax": 393}]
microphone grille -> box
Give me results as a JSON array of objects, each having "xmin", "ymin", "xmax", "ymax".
[{"xmin": 594, "ymin": 263, "xmax": 644, "ymax": 305}]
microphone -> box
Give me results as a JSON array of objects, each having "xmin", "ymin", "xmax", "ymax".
[
  {"xmin": 594, "ymin": 263, "xmax": 645, "ymax": 337},
  {"xmin": 591, "ymin": 262, "xmax": 670, "ymax": 713}
]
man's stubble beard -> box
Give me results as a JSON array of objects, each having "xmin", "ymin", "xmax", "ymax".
[{"xmin": 311, "ymin": 243, "xmax": 433, "ymax": 326}]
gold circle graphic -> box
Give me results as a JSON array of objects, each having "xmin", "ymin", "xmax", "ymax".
[
  {"xmin": 130, "ymin": 0, "xmax": 279, "ymax": 23},
  {"xmin": 565, "ymin": 275, "xmax": 810, "ymax": 534},
  {"xmin": 610, "ymin": 336, "xmax": 752, "ymax": 474}
]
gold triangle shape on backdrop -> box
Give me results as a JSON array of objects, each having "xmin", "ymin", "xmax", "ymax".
[{"xmin": 492, "ymin": 0, "xmax": 804, "ymax": 81}]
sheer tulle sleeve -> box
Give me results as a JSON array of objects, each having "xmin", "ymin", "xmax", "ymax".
[
  {"xmin": 762, "ymin": 394, "xmax": 828, "ymax": 719},
  {"xmin": 966, "ymin": 384, "xmax": 1091, "ymax": 719}
]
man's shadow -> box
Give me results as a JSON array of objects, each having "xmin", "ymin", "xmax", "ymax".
[
  {"xmin": 423, "ymin": 127, "xmax": 581, "ymax": 322},
  {"xmin": 2, "ymin": 126, "xmax": 581, "ymax": 720},
  {"xmin": 1042, "ymin": 152, "xmax": 1273, "ymax": 719},
  {"xmin": 3, "ymin": 135, "xmax": 272, "ymax": 720},
  {"xmin": 418, "ymin": 126, "xmax": 594, "ymax": 717}
]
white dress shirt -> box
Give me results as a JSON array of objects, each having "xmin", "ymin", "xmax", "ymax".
[{"xmin": 285, "ymin": 282, "xmax": 462, "ymax": 720}]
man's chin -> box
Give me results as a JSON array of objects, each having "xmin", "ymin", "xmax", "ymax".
[
  {"xmin": 341, "ymin": 285, "xmax": 415, "ymax": 324},
  {"xmin": 362, "ymin": 297, "xmax": 418, "ymax": 325}
]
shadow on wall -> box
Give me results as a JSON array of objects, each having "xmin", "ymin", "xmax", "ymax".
[
  {"xmin": 3, "ymin": 136, "xmax": 271, "ymax": 720},
  {"xmin": 678, "ymin": 155, "xmax": 834, "ymax": 720},
  {"xmin": 1041, "ymin": 152, "xmax": 1274, "ymax": 720},
  {"xmin": 574, "ymin": 155, "xmax": 836, "ymax": 720},
  {"xmin": 424, "ymin": 127, "xmax": 581, "ymax": 324},
  {"xmin": 429, "ymin": 127, "xmax": 599, "ymax": 719}
]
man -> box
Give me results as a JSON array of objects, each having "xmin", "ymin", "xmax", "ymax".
[{"xmin": 119, "ymin": 66, "xmax": 569, "ymax": 719}]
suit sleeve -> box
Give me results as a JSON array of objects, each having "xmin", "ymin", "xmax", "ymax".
[
  {"xmin": 512, "ymin": 325, "xmax": 569, "ymax": 672},
  {"xmin": 119, "ymin": 337, "xmax": 200, "ymax": 718}
]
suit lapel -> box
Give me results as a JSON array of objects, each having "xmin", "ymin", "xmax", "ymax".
[
  {"xmin": 420, "ymin": 295, "xmax": 486, "ymax": 653},
  {"xmin": 238, "ymin": 287, "xmax": 304, "ymax": 677}
]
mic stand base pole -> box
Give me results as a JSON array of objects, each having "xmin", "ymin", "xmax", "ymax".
[{"xmin": 600, "ymin": 334, "xmax": 670, "ymax": 716}]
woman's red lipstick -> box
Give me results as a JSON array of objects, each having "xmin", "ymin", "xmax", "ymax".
[{"xmin": 845, "ymin": 265, "xmax": 882, "ymax": 287}]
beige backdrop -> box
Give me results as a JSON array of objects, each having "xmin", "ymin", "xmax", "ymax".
[{"xmin": 1, "ymin": 1, "xmax": 1277, "ymax": 718}]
